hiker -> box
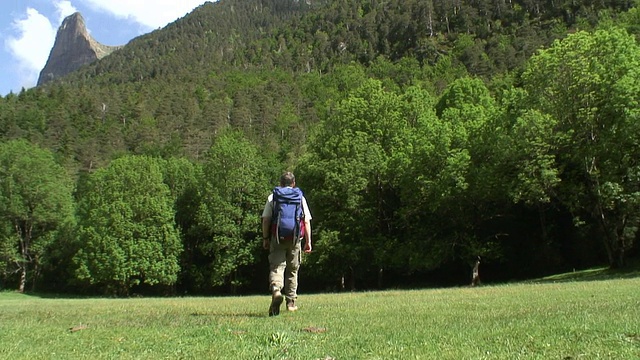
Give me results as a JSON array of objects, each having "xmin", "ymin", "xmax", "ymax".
[
  {"xmin": 261, "ymin": 171, "xmax": 312, "ymax": 316},
  {"xmin": 471, "ymin": 256, "xmax": 481, "ymax": 287}
]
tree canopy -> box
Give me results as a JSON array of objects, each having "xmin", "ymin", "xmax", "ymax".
[
  {"xmin": 74, "ymin": 155, "xmax": 182, "ymax": 295},
  {"xmin": 0, "ymin": 139, "xmax": 74, "ymax": 292},
  {"xmin": 1, "ymin": 0, "xmax": 640, "ymax": 294}
]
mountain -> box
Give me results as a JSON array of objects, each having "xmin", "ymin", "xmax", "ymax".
[
  {"xmin": 37, "ymin": 12, "xmax": 122, "ymax": 86},
  {"xmin": 11, "ymin": 0, "xmax": 636, "ymax": 167}
]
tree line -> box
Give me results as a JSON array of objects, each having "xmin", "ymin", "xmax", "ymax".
[
  {"xmin": 2, "ymin": 24, "xmax": 640, "ymax": 295},
  {"xmin": 2, "ymin": 0, "xmax": 640, "ymax": 295}
]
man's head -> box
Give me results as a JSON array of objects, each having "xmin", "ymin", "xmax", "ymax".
[{"xmin": 280, "ymin": 171, "xmax": 296, "ymax": 187}]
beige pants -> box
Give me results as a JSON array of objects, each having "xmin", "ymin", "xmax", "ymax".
[{"xmin": 269, "ymin": 237, "xmax": 301, "ymax": 300}]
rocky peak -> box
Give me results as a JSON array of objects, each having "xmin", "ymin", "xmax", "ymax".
[{"xmin": 38, "ymin": 12, "xmax": 122, "ymax": 86}]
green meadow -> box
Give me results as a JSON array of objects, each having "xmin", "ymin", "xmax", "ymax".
[{"xmin": 1, "ymin": 274, "xmax": 639, "ymax": 359}]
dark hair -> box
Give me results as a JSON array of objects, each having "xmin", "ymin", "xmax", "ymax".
[{"xmin": 280, "ymin": 171, "xmax": 295, "ymax": 186}]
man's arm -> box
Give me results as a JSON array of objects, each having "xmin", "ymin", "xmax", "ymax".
[
  {"xmin": 301, "ymin": 196, "xmax": 312, "ymax": 253},
  {"xmin": 261, "ymin": 195, "xmax": 273, "ymax": 250},
  {"xmin": 303, "ymin": 219, "xmax": 312, "ymax": 253},
  {"xmin": 262, "ymin": 216, "xmax": 271, "ymax": 250}
]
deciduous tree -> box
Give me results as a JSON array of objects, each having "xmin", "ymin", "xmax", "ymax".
[
  {"xmin": 523, "ymin": 27, "xmax": 640, "ymax": 268},
  {"xmin": 196, "ymin": 131, "xmax": 269, "ymax": 291},
  {"xmin": 0, "ymin": 139, "xmax": 74, "ymax": 292},
  {"xmin": 74, "ymin": 155, "xmax": 181, "ymax": 295},
  {"xmin": 299, "ymin": 79, "xmax": 413, "ymax": 287}
]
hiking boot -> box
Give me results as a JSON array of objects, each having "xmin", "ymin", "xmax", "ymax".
[
  {"xmin": 286, "ymin": 299, "xmax": 298, "ymax": 312},
  {"xmin": 269, "ymin": 288, "xmax": 283, "ymax": 317}
]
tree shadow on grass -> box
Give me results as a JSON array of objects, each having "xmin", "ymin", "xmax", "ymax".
[
  {"xmin": 190, "ymin": 311, "xmax": 267, "ymax": 318},
  {"xmin": 0, "ymin": 291, "xmax": 104, "ymax": 299},
  {"xmin": 532, "ymin": 259, "xmax": 640, "ymax": 284}
]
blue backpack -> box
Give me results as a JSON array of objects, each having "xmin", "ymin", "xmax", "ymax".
[{"xmin": 271, "ymin": 186, "xmax": 304, "ymax": 241}]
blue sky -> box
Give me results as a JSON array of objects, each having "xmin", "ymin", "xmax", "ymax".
[{"xmin": 0, "ymin": 0, "xmax": 210, "ymax": 96}]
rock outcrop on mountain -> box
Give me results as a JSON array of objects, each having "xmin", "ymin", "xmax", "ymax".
[{"xmin": 37, "ymin": 12, "xmax": 122, "ymax": 86}]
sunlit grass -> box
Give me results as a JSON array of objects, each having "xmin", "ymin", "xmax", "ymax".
[{"xmin": 1, "ymin": 276, "xmax": 639, "ymax": 359}]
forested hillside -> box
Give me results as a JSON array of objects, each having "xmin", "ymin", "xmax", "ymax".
[{"xmin": 1, "ymin": 0, "xmax": 639, "ymax": 295}]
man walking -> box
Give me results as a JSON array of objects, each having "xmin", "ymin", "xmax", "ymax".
[{"xmin": 261, "ymin": 172, "xmax": 312, "ymax": 316}]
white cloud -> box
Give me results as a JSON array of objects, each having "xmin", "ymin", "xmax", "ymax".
[
  {"xmin": 4, "ymin": 8, "xmax": 57, "ymax": 89},
  {"xmin": 79, "ymin": 0, "xmax": 207, "ymax": 30},
  {"xmin": 55, "ymin": 1, "xmax": 78, "ymax": 23},
  {"xmin": 2, "ymin": 1, "xmax": 76, "ymax": 91}
]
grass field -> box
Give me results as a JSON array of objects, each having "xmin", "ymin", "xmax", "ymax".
[{"xmin": 1, "ymin": 274, "xmax": 639, "ymax": 359}]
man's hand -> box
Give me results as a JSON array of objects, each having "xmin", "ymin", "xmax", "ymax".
[
  {"xmin": 263, "ymin": 238, "xmax": 270, "ymax": 250},
  {"xmin": 303, "ymin": 240, "xmax": 312, "ymax": 253}
]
